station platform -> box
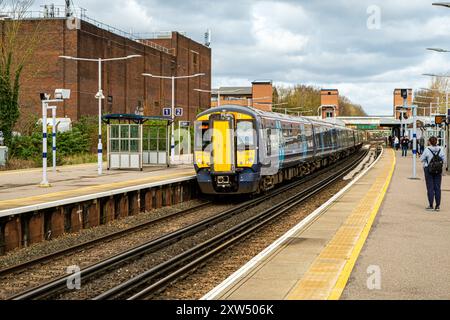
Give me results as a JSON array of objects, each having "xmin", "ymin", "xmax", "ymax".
[
  {"xmin": 0, "ymin": 163, "xmax": 195, "ymax": 217},
  {"xmin": 205, "ymin": 147, "xmax": 450, "ymax": 300}
]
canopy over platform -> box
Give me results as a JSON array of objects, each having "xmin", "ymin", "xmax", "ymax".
[{"xmin": 102, "ymin": 114, "xmax": 172, "ymax": 125}]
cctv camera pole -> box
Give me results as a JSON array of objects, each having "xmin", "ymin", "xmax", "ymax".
[
  {"xmin": 40, "ymin": 99, "xmax": 50, "ymax": 187},
  {"xmin": 40, "ymin": 98, "xmax": 63, "ymax": 187}
]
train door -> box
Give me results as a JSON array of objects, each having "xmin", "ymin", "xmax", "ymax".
[{"xmin": 210, "ymin": 114, "xmax": 235, "ymax": 174}]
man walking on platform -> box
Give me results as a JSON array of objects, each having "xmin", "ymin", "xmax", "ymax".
[
  {"xmin": 401, "ymin": 136, "xmax": 410, "ymax": 157},
  {"xmin": 420, "ymin": 136, "xmax": 445, "ymax": 212}
]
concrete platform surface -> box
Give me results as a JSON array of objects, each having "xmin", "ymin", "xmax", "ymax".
[
  {"xmin": 205, "ymin": 148, "xmax": 395, "ymax": 300},
  {"xmin": 0, "ymin": 163, "xmax": 195, "ymax": 215},
  {"xmin": 342, "ymin": 150, "xmax": 450, "ymax": 300}
]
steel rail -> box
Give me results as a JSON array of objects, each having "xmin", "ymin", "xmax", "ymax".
[{"xmin": 0, "ymin": 201, "xmax": 212, "ymax": 278}]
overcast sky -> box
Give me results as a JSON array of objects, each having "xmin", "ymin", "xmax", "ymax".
[{"xmin": 31, "ymin": 0, "xmax": 450, "ymax": 115}]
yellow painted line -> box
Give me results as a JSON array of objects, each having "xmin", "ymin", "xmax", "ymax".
[
  {"xmin": 328, "ymin": 149, "xmax": 396, "ymax": 300},
  {"xmin": 0, "ymin": 171, "xmax": 194, "ymax": 210},
  {"xmin": 286, "ymin": 149, "xmax": 395, "ymax": 300}
]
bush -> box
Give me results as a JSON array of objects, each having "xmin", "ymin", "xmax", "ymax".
[{"xmin": 8, "ymin": 116, "xmax": 100, "ymax": 167}]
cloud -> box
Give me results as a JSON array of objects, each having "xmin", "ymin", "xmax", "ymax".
[{"xmin": 29, "ymin": 0, "xmax": 450, "ymax": 115}]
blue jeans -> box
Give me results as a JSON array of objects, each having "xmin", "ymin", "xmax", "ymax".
[
  {"xmin": 424, "ymin": 167, "xmax": 442, "ymax": 208},
  {"xmin": 402, "ymin": 146, "xmax": 408, "ymax": 156}
]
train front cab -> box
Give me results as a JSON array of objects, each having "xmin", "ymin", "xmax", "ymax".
[{"xmin": 194, "ymin": 109, "xmax": 260, "ymax": 195}]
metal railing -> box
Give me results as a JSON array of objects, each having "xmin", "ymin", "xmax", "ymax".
[{"xmin": 0, "ymin": 9, "xmax": 178, "ymax": 55}]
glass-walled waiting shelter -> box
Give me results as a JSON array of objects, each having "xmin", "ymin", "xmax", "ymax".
[{"xmin": 102, "ymin": 114, "xmax": 171, "ymax": 170}]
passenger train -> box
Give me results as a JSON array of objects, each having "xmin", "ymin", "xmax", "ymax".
[{"xmin": 194, "ymin": 105, "xmax": 364, "ymax": 195}]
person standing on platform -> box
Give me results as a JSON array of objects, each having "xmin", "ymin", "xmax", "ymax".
[
  {"xmin": 394, "ymin": 136, "xmax": 399, "ymax": 150},
  {"xmin": 401, "ymin": 136, "xmax": 410, "ymax": 157},
  {"xmin": 420, "ymin": 136, "xmax": 445, "ymax": 212}
]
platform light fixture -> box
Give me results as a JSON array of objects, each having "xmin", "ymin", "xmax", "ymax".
[{"xmin": 59, "ymin": 54, "xmax": 141, "ymax": 175}]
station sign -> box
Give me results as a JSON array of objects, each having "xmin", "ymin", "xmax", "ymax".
[
  {"xmin": 179, "ymin": 121, "xmax": 190, "ymax": 127},
  {"xmin": 435, "ymin": 115, "xmax": 446, "ymax": 125},
  {"xmin": 175, "ymin": 108, "xmax": 183, "ymax": 117},
  {"xmin": 163, "ymin": 108, "xmax": 171, "ymax": 117}
]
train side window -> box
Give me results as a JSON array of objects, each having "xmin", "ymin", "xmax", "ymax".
[
  {"xmin": 267, "ymin": 128, "xmax": 272, "ymax": 155},
  {"xmin": 236, "ymin": 120, "xmax": 255, "ymax": 151}
]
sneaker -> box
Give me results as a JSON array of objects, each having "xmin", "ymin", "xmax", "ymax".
[
  {"xmin": 426, "ymin": 206, "xmax": 434, "ymax": 211},
  {"xmin": 435, "ymin": 207, "xmax": 440, "ymax": 212}
]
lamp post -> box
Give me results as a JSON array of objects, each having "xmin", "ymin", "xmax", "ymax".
[
  {"xmin": 143, "ymin": 73, "xmax": 205, "ymax": 166},
  {"xmin": 59, "ymin": 54, "xmax": 141, "ymax": 175}
]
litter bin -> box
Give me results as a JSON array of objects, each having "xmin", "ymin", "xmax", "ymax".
[{"xmin": 0, "ymin": 146, "xmax": 7, "ymax": 167}]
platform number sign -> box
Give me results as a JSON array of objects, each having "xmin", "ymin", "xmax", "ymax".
[
  {"xmin": 175, "ymin": 108, "xmax": 183, "ymax": 117},
  {"xmin": 163, "ymin": 108, "xmax": 171, "ymax": 117}
]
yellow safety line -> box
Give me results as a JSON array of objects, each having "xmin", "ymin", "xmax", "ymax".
[
  {"xmin": 0, "ymin": 171, "xmax": 194, "ymax": 209},
  {"xmin": 285, "ymin": 148, "xmax": 395, "ymax": 300},
  {"xmin": 327, "ymin": 149, "xmax": 396, "ymax": 300}
]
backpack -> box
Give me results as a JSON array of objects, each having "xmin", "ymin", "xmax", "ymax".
[{"xmin": 428, "ymin": 148, "xmax": 443, "ymax": 175}]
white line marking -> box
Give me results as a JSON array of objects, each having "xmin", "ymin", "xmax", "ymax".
[{"xmin": 201, "ymin": 147, "xmax": 384, "ymax": 300}]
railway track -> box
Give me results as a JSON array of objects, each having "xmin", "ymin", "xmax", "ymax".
[
  {"xmin": 0, "ymin": 201, "xmax": 212, "ymax": 278},
  {"xmin": 8, "ymin": 148, "xmax": 370, "ymax": 300}
]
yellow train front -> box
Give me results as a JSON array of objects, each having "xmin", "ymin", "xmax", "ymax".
[
  {"xmin": 194, "ymin": 106, "xmax": 260, "ymax": 194},
  {"xmin": 194, "ymin": 105, "xmax": 362, "ymax": 195}
]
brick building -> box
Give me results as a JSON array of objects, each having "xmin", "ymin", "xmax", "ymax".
[
  {"xmin": 320, "ymin": 89, "xmax": 339, "ymax": 118},
  {"xmin": 211, "ymin": 80, "xmax": 274, "ymax": 112},
  {"xmin": 1, "ymin": 15, "xmax": 211, "ymax": 124},
  {"xmin": 393, "ymin": 88, "xmax": 413, "ymax": 120}
]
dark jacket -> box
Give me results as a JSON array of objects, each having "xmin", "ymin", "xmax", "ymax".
[{"xmin": 401, "ymin": 138, "xmax": 410, "ymax": 147}]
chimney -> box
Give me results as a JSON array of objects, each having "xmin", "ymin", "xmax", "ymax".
[{"xmin": 251, "ymin": 80, "xmax": 273, "ymax": 112}]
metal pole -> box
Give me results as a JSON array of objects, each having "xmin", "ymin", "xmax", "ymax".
[
  {"xmin": 40, "ymin": 101, "xmax": 49, "ymax": 187},
  {"xmin": 445, "ymin": 90, "xmax": 450, "ymax": 171},
  {"xmin": 218, "ymin": 91, "xmax": 221, "ymax": 107},
  {"xmin": 171, "ymin": 76, "xmax": 175, "ymax": 166},
  {"xmin": 97, "ymin": 58, "xmax": 103, "ymax": 175},
  {"xmin": 51, "ymin": 106, "xmax": 56, "ymax": 172},
  {"xmin": 412, "ymin": 105, "xmax": 417, "ymax": 179}
]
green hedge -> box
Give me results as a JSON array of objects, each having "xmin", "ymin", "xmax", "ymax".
[{"xmin": 9, "ymin": 116, "xmax": 100, "ymax": 165}]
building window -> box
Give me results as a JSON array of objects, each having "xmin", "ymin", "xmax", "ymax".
[{"xmin": 326, "ymin": 111, "xmax": 333, "ymax": 118}]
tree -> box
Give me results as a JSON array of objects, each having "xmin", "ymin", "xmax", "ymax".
[
  {"xmin": 0, "ymin": 0, "xmax": 40, "ymax": 146},
  {"xmin": 275, "ymin": 84, "xmax": 367, "ymax": 117}
]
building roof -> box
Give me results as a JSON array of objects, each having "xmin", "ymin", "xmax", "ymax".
[
  {"xmin": 102, "ymin": 114, "xmax": 171, "ymax": 124},
  {"xmin": 212, "ymin": 87, "xmax": 252, "ymax": 95}
]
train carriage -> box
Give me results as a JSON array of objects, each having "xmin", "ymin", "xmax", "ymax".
[{"xmin": 194, "ymin": 105, "xmax": 363, "ymax": 195}]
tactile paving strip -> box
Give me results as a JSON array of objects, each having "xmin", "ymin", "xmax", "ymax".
[{"xmin": 286, "ymin": 149, "xmax": 395, "ymax": 300}]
